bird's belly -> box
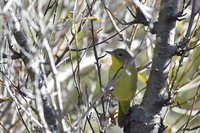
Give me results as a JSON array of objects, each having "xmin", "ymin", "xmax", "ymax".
[{"xmin": 111, "ymin": 70, "xmax": 136, "ymax": 101}]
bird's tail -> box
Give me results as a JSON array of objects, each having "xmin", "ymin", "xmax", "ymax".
[{"xmin": 118, "ymin": 100, "xmax": 130, "ymax": 128}]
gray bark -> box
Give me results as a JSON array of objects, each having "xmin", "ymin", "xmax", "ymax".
[{"xmin": 124, "ymin": 0, "xmax": 178, "ymax": 132}]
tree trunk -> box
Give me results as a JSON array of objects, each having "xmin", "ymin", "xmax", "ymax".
[{"xmin": 124, "ymin": 0, "xmax": 178, "ymax": 132}]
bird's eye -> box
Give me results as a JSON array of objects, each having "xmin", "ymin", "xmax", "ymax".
[{"xmin": 118, "ymin": 53, "xmax": 123, "ymax": 56}]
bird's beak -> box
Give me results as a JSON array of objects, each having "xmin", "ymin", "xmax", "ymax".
[{"xmin": 105, "ymin": 50, "xmax": 113, "ymax": 55}]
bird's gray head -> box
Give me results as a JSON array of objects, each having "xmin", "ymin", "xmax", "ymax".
[{"xmin": 106, "ymin": 48, "xmax": 132, "ymax": 64}]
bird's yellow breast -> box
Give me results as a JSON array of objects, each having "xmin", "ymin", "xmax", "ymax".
[{"xmin": 109, "ymin": 56, "xmax": 137, "ymax": 101}]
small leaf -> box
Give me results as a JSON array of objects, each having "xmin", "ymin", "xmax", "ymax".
[
  {"xmin": 0, "ymin": 97, "xmax": 12, "ymax": 103},
  {"xmin": 138, "ymin": 73, "xmax": 147, "ymax": 84},
  {"xmin": 82, "ymin": 16, "xmax": 100, "ymax": 22},
  {"xmin": 66, "ymin": 113, "xmax": 72, "ymax": 125}
]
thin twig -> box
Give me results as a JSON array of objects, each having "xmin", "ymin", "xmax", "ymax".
[{"xmin": 181, "ymin": 0, "xmax": 197, "ymax": 46}]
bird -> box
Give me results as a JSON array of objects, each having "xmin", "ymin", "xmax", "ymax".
[{"xmin": 106, "ymin": 48, "xmax": 137, "ymax": 127}]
